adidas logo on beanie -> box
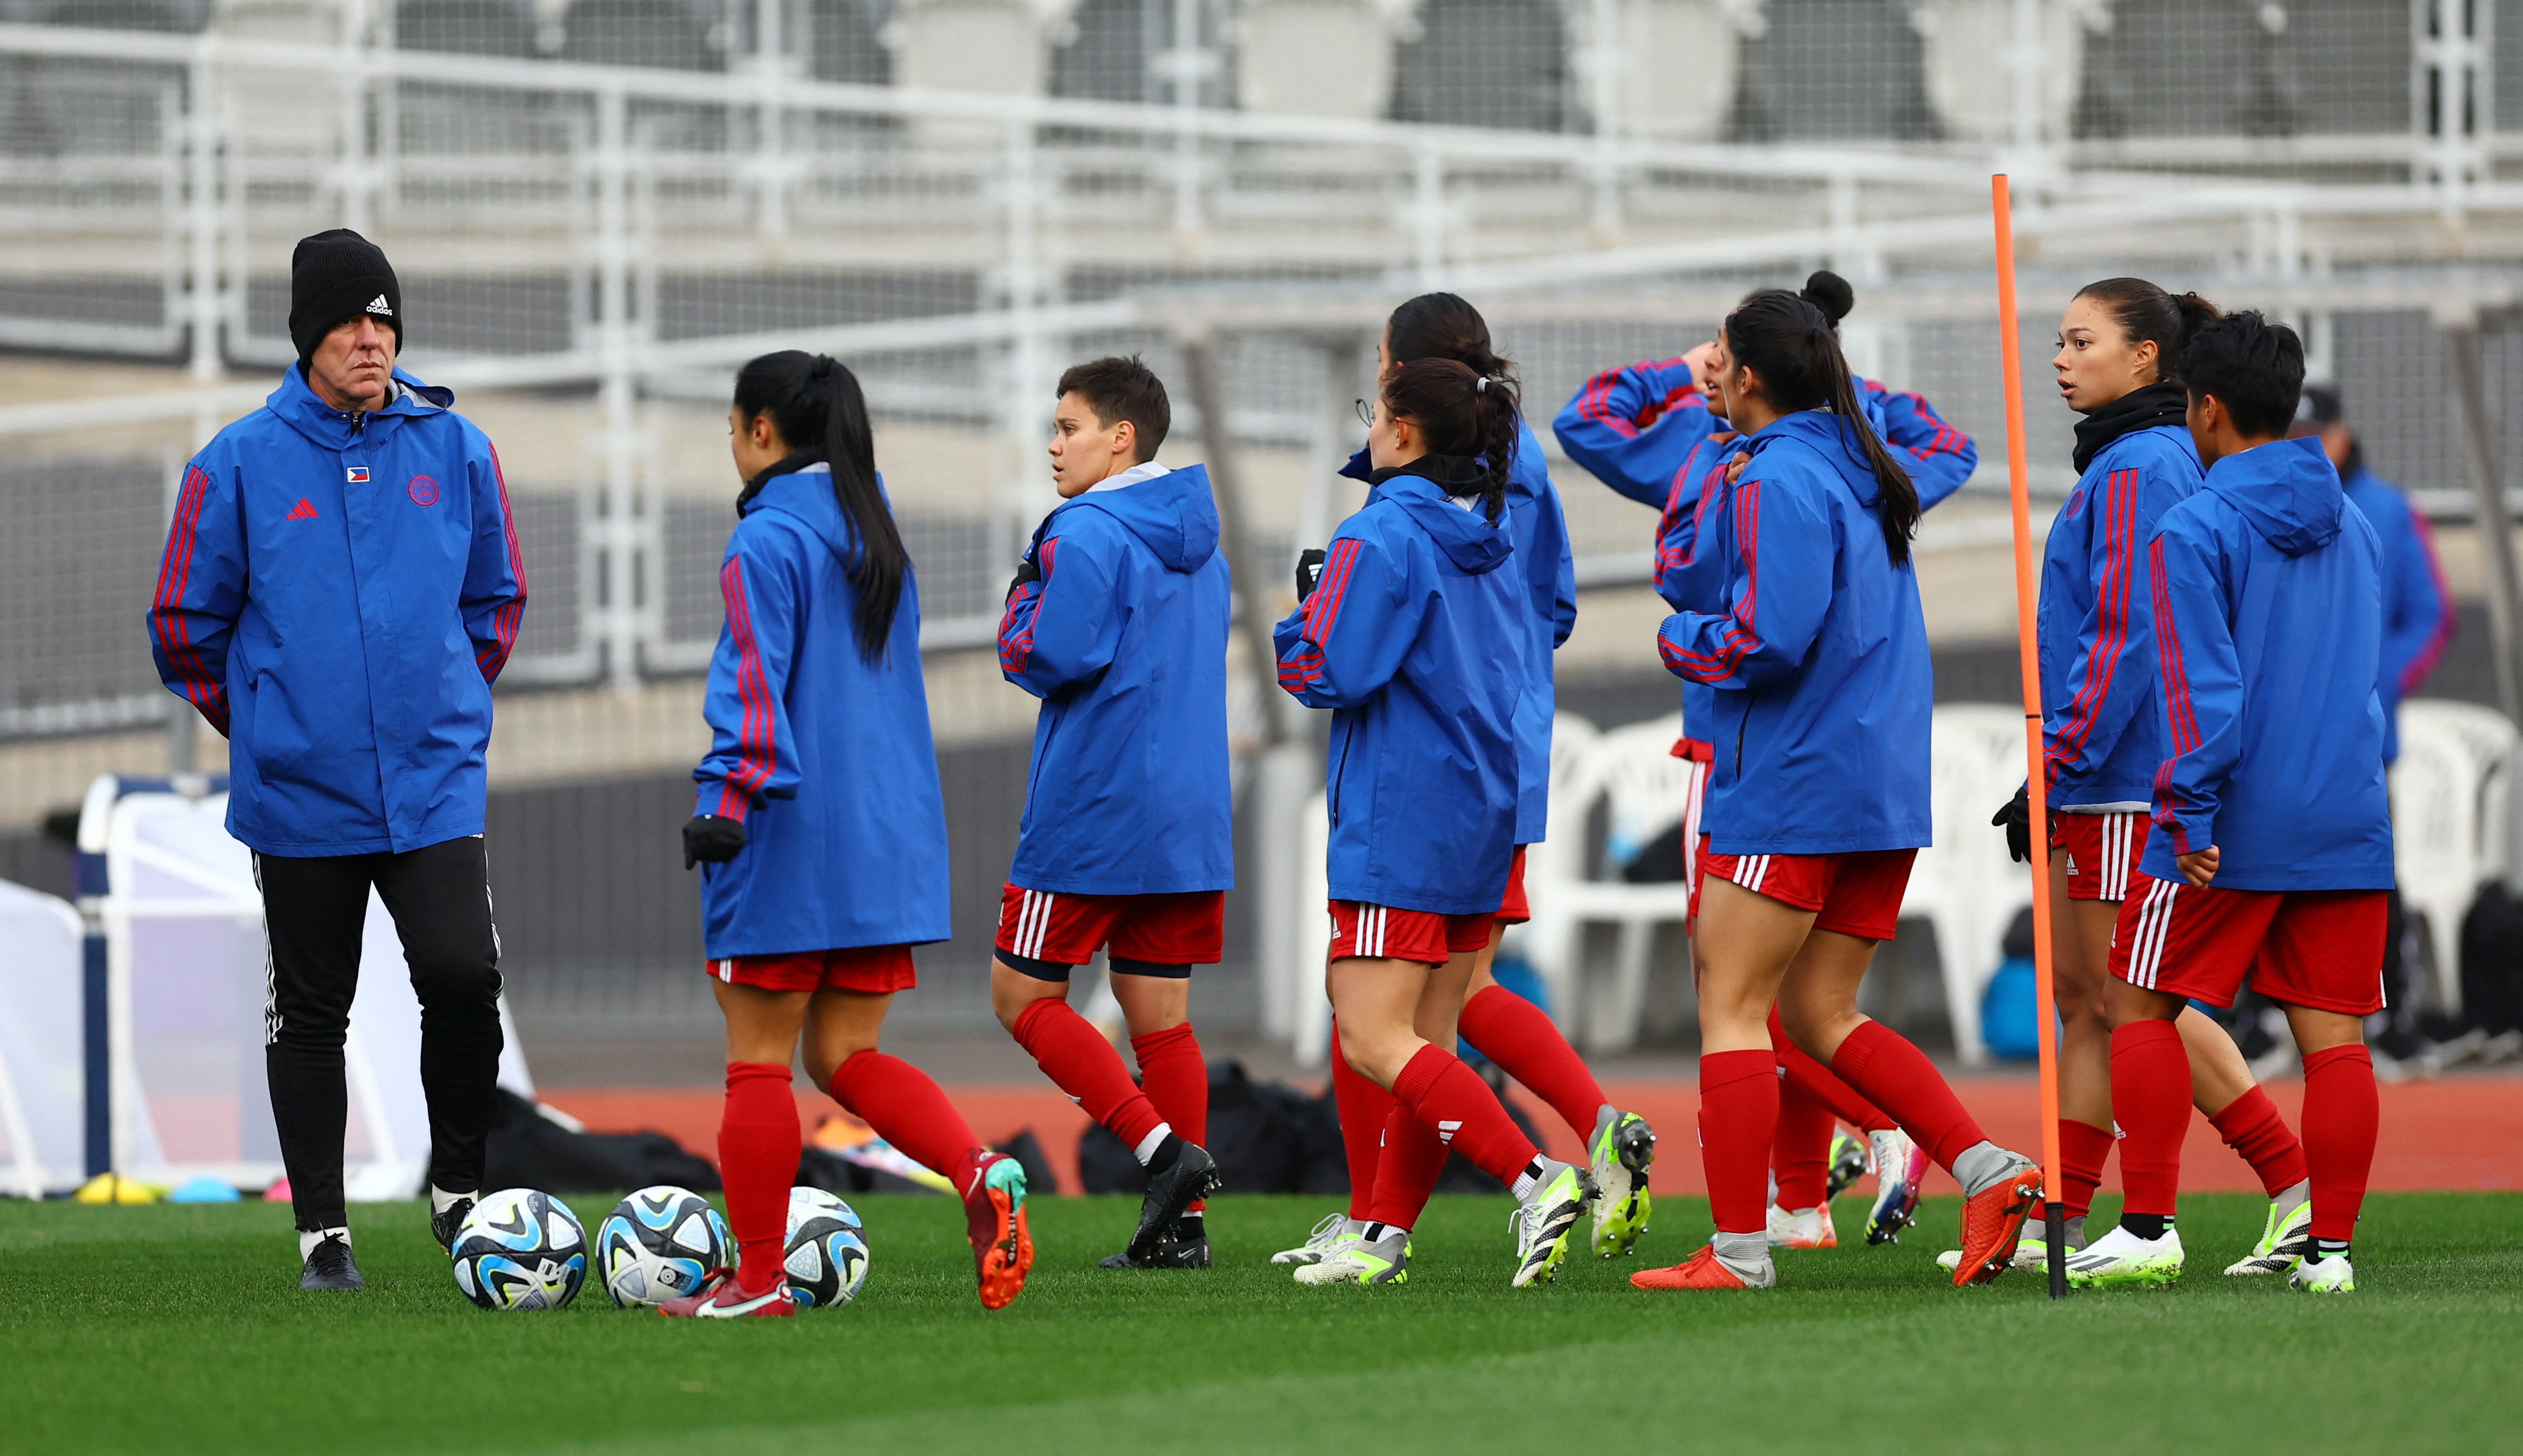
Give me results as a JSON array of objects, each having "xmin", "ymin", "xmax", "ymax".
[{"xmin": 288, "ymin": 229, "xmax": 402, "ymax": 364}]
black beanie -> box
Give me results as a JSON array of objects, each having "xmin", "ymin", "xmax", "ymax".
[{"xmin": 289, "ymin": 229, "xmax": 402, "ymax": 365}]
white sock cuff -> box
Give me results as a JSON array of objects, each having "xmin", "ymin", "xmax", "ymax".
[
  {"xmin": 429, "ymin": 1186, "xmax": 476, "ymax": 1216},
  {"xmin": 1132, "ymin": 1122, "xmax": 1173, "ymax": 1166},
  {"xmin": 299, "ymin": 1226, "xmax": 349, "ymax": 1259}
]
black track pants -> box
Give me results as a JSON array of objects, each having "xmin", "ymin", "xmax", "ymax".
[{"xmin": 255, "ymin": 835, "xmax": 504, "ymax": 1232}]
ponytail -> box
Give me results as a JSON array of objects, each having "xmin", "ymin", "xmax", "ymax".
[
  {"xmin": 2073, "ymin": 277, "xmax": 2220, "ymax": 387},
  {"xmin": 1380, "ymin": 357, "xmax": 1518, "ymax": 522},
  {"xmin": 1720, "ymin": 292, "xmax": 1920, "ymax": 566},
  {"xmin": 732, "ymin": 349, "xmax": 911, "ymax": 662}
]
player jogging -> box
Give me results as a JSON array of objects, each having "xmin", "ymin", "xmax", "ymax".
[
  {"xmin": 1632, "ymin": 289, "xmax": 2041, "ymax": 1292},
  {"xmin": 991, "ymin": 356, "xmax": 1232, "ymax": 1269},
  {"xmin": 674, "ymin": 351, "xmax": 1031, "ymax": 1317},
  {"xmin": 2068, "ymin": 313, "xmax": 2389, "ymax": 1295},
  {"xmin": 1277, "ymin": 294, "xmax": 1656, "ymax": 1273},
  {"xmin": 1276, "ymin": 357, "xmax": 1595, "ymax": 1288},
  {"xmin": 1556, "ymin": 271, "xmax": 1966, "ymax": 1252},
  {"xmin": 1970, "ymin": 280, "xmax": 2316, "ymax": 1277}
]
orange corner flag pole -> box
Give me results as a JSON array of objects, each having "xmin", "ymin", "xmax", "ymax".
[{"xmin": 1991, "ymin": 174, "xmax": 2069, "ymax": 1298}]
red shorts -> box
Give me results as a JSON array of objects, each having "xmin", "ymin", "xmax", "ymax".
[
  {"xmin": 1327, "ymin": 901, "xmax": 1495, "ymax": 967},
  {"xmin": 1496, "ymin": 845, "xmax": 1530, "ymax": 924},
  {"xmin": 2110, "ymin": 872, "xmax": 2388, "ymax": 1016},
  {"xmin": 707, "ymin": 945, "xmax": 918, "ymax": 993},
  {"xmin": 2049, "ymin": 810, "xmax": 2148, "ymax": 902},
  {"xmin": 1691, "ymin": 847, "xmax": 1916, "ymax": 943},
  {"xmin": 994, "ymin": 885, "xmax": 1225, "ymax": 975}
]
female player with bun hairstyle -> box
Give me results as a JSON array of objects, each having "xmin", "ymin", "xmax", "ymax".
[
  {"xmin": 1633, "ymin": 290, "xmax": 2041, "ymax": 1292},
  {"xmin": 1275, "ymin": 357, "xmax": 1595, "ymax": 1289},
  {"xmin": 1275, "ymin": 293, "xmax": 1658, "ymax": 1275},
  {"xmin": 1557, "ymin": 271, "xmax": 1975, "ymax": 1253},
  {"xmin": 1964, "ymin": 280, "xmax": 2315, "ymax": 1277},
  {"xmin": 671, "ymin": 351, "xmax": 1032, "ymax": 1317}
]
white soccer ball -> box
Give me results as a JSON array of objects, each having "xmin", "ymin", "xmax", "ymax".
[
  {"xmin": 597, "ymin": 1185, "xmax": 732, "ymax": 1308},
  {"xmin": 450, "ymin": 1188, "xmax": 588, "ymax": 1311},
  {"xmin": 782, "ymin": 1187, "xmax": 869, "ymax": 1309}
]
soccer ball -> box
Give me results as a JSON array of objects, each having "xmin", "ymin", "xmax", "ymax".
[
  {"xmin": 782, "ymin": 1187, "xmax": 869, "ymax": 1309},
  {"xmin": 597, "ymin": 1185, "xmax": 731, "ymax": 1308},
  {"xmin": 450, "ymin": 1188, "xmax": 587, "ymax": 1311}
]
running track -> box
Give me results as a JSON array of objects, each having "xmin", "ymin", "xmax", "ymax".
[{"xmin": 543, "ymin": 1073, "xmax": 2523, "ymax": 1198}]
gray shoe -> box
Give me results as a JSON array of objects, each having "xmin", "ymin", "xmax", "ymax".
[{"xmin": 299, "ymin": 1234, "xmax": 364, "ymax": 1292}]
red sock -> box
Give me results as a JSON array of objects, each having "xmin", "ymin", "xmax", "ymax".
[
  {"xmin": 2208, "ymin": 1085, "xmax": 2308, "ymax": 1198},
  {"xmin": 827, "ymin": 1050, "xmax": 984, "ymax": 1189},
  {"xmin": 1364, "ymin": 1106, "xmax": 1449, "ymax": 1228},
  {"xmin": 1389, "ymin": 1044, "xmax": 1536, "ymax": 1186},
  {"xmin": 2299, "ymin": 1044, "xmax": 2378, "ymax": 1244},
  {"xmin": 2059, "ymin": 1118, "xmax": 2116, "ymax": 1221},
  {"xmin": 1131, "ymin": 1022, "xmax": 1208, "ymax": 1211},
  {"xmin": 1771, "ymin": 1072, "xmax": 1835, "ymax": 1211},
  {"xmin": 1010, "ymin": 998, "xmax": 1165, "ymax": 1151},
  {"xmin": 1330, "ymin": 1023, "xmax": 1396, "ymax": 1220},
  {"xmin": 1459, "ymin": 985, "xmax": 1605, "ymax": 1139},
  {"xmin": 1770, "ymin": 1005, "xmax": 1894, "ymax": 1133},
  {"xmin": 1699, "ymin": 1048, "xmax": 1777, "ymax": 1235},
  {"xmin": 2107, "ymin": 1019, "xmax": 2190, "ymax": 1219},
  {"xmin": 718, "ymin": 1061, "xmax": 800, "ymax": 1295},
  {"xmin": 1826, "ymin": 1019, "xmax": 1988, "ymax": 1174}
]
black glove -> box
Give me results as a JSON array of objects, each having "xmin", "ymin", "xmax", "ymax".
[
  {"xmin": 1295, "ymin": 548, "xmax": 1327, "ymax": 601},
  {"xmin": 1991, "ymin": 785, "xmax": 2031, "ymax": 864},
  {"xmin": 1006, "ymin": 554, "xmax": 1041, "ymax": 602},
  {"xmin": 682, "ymin": 814, "xmax": 747, "ymax": 869}
]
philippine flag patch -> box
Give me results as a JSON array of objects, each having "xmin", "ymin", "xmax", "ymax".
[{"xmin": 346, "ymin": 466, "xmax": 370, "ymax": 484}]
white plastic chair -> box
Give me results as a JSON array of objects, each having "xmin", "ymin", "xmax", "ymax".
[
  {"xmin": 1901, "ymin": 704, "xmax": 2036, "ymax": 1065},
  {"xmin": 1292, "ymin": 789, "xmax": 1334, "ymax": 1068},
  {"xmin": 2391, "ymin": 712, "xmax": 2495, "ymax": 1013},
  {"xmin": 1522, "ymin": 714, "xmax": 1698, "ymax": 1053}
]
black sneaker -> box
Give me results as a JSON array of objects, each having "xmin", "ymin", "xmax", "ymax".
[
  {"xmin": 1099, "ymin": 1218, "xmax": 1213, "ymax": 1269},
  {"xmin": 300, "ymin": 1234, "xmax": 364, "ymax": 1292},
  {"xmin": 430, "ymin": 1193, "xmax": 476, "ymax": 1254},
  {"xmin": 1127, "ymin": 1144, "xmax": 1221, "ymax": 1265}
]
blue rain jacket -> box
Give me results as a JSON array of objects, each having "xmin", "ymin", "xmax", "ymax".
[
  {"xmin": 693, "ymin": 466, "xmax": 953, "ymax": 956},
  {"xmin": 2141, "ymin": 436, "xmax": 2394, "ymax": 891},
  {"xmin": 2341, "ymin": 467, "xmax": 2455, "ymax": 764},
  {"xmin": 1654, "ymin": 409, "xmax": 1933, "ymax": 855},
  {"xmin": 1276, "ymin": 466, "xmax": 1525, "ymax": 915},
  {"xmin": 1344, "ymin": 420, "xmax": 1574, "ymax": 842},
  {"xmin": 995, "ymin": 466, "xmax": 1234, "ymax": 896},
  {"xmin": 2040, "ymin": 424, "xmax": 2204, "ymax": 807},
  {"xmin": 1555, "ymin": 358, "xmax": 1975, "ymax": 511},
  {"xmin": 145, "ymin": 364, "xmax": 526, "ymax": 857}
]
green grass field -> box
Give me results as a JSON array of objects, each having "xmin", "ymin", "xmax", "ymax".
[{"xmin": 6, "ymin": 1192, "xmax": 2517, "ymax": 1455}]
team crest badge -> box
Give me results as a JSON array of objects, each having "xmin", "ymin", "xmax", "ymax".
[{"xmin": 346, "ymin": 466, "xmax": 370, "ymax": 484}]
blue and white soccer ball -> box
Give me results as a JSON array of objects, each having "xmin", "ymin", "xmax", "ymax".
[
  {"xmin": 598, "ymin": 1185, "xmax": 731, "ymax": 1308},
  {"xmin": 782, "ymin": 1187, "xmax": 869, "ymax": 1309},
  {"xmin": 450, "ymin": 1188, "xmax": 588, "ymax": 1311}
]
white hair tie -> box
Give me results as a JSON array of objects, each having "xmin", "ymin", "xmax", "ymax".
[{"xmin": 1475, "ymin": 376, "xmax": 1490, "ymax": 393}]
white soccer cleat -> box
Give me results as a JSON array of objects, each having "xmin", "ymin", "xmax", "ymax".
[
  {"xmin": 2289, "ymin": 1252, "xmax": 2355, "ymax": 1293},
  {"xmin": 1292, "ymin": 1228, "xmax": 1407, "ymax": 1286},
  {"xmin": 1272, "ymin": 1212, "xmax": 1349, "ymax": 1266},
  {"xmin": 1766, "ymin": 1204, "xmax": 1837, "ymax": 1249},
  {"xmin": 2223, "ymin": 1197, "xmax": 2314, "ymax": 1276},
  {"xmin": 2063, "ymin": 1225, "xmax": 2184, "ymax": 1288},
  {"xmin": 1863, "ymin": 1127, "xmax": 1928, "ymax": 1244}
]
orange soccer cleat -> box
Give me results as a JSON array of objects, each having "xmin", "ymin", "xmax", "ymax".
[
  {"xmin": 1951, "ymin": 1158, "xmax": 2043, "ymax": 1287},
  {"xmin": 1630, "ymin": 1244, "xmax": 1770, "ymax": 1291},
  {"xmin": 964, "ymin": 1151, "xmax": 1035, "ymax": 1311}
]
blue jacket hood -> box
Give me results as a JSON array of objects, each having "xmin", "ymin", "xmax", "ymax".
[
  {"xmin": 2207, "ymin": 436, "xmax": 2341, "ymax": 557},
  {"xmin": 268, "ymin": 363, "xmax": 457, "ymax": 450},
  {"xmin": 1058, "ymin": 465, "xmax": 1220, "ymax": 573},
  {"xmin": 1745, "ymin": 408, "xmax": 1888, "ymax": 506},
  {"xmin": 1378, "ymin": 467, "xmax": 1513, "ymax": 575}
]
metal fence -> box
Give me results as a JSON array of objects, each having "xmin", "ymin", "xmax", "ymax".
[{"xmin": 6, "ymin": 2, "xmax": 2523, "ymax": 1035}]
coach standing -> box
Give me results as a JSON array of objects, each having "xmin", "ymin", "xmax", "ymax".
[{"xmin": 145, "ymin": 230, "xmax": 527, "ymax": 1292}]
